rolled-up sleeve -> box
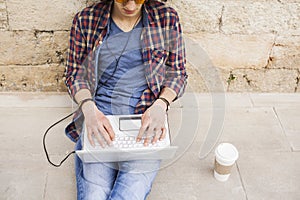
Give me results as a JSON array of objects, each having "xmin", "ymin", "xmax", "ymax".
[
  {"xmin": 163, "ymin": 10, "xmax": 188, "ymax": 98},
  {"xmin": 65, "ymin": 13, "xmax": 90, "ymax": 100}
]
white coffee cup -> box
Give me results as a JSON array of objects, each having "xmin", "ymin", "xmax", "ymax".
[{"xmin": 214, "ymin": 143, "xmax": 239, "ymax": 182}]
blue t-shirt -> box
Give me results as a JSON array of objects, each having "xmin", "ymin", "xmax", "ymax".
[{"xmin": 95, "ymin": 18, "xmax": 147, "ymax": 115}]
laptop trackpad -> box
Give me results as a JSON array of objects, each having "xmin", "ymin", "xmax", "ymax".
[{"xmin": 119, "ymin": 116, "xmax": 142, "ymax": 131}]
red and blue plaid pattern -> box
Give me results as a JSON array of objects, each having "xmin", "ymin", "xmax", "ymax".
[{"xmin": 65, "ymin": 0, "xmax": 187, "ymax": 142}]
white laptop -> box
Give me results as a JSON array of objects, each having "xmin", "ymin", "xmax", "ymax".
[{"xmin": 76, "ymin": 114, "xmax": 178, "ymax": 163}]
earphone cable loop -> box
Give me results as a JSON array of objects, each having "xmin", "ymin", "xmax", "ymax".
[{"xmin": 43, "ymin": 109, "xmax": 78, "ymax": 167}]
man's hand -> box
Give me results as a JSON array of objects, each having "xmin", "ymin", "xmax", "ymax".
[
  {"xmin": 137, "ymin": 99, "xmax": 167, "ymax": 146},
  {"xmin": 81, "ymin": 101, "xmax": 115, "ymax": 147}
]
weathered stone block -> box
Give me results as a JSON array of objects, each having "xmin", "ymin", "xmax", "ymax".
[
  {"xmin": 221, "ymin": 1, "xmax": 300, "ymax": 35},
  {"xmin": 227, "ymin": 68, "xmax": 299, "ymax": 92},
  {"xmin": 0, "ymin": 31, "xmax": 69, "ymax": 65},
  {"xmin": 167, "ymin": 0, "xmax": 300, "ymax": 35},
  {"xmin": 7, "ymin": 0, "xmax": 86, "ymax": 31},
  {"xmin": 0, "ymin": 0, "xmax": 7, "ymax": 30},
  {"xmin": 186, "ymin": 33, "xmax": 274, "ymax": 70},
  {"xmin": 0, "ymin": 65, "xmax": 67, "ymax": 92},
  {"xmin": 0, "ymin": 0, "xmax": 6, "ymax": 9},
  {"xmin": 286, "ymin": 2, "xmax": 300, "ymax": 35},
  {"xmin": 186, "ymin": 61, "xmax": 230, "ymax": 93},
  {"xmin": 169, "ymin": 0, "xmax": 223, "ymax": 33},
  {"xmin": 270, "ymin": 36, "xmax": 300, "ymax": 70}
]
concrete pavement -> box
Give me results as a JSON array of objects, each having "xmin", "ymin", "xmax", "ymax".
[{"xmin": 0, "ymin": 93, "xmax": 299, "ymax": 200}]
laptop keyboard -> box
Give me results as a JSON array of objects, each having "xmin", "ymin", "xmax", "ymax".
[
  {"xmin": 93, "ymin": 135, "xmax": 170, "ymax": 149},
  {"xmin": 77, "ymin": 115, "xmax": 178, "ymax": 162}
]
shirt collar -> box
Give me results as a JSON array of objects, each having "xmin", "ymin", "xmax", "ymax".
[
  {"xmin": 98, "ymin": 1, "xmax": 114, "ymax": 29},
  {"xmin": 143, "ymin": 3, "xmax": 157, "ymax": 25}
]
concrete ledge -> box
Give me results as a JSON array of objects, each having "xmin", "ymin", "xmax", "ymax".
[
  {"xmin": 2, "ymin": 92, "xmax": 300, "ymax": 108},
  {"xmin": 0, "ymin": 92, "xmax": 73, "ymax": 107}
]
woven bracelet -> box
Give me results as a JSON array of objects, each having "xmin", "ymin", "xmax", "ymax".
[
  {"xmin": 158, "ymin": 97, "xmax": 170, "ymax": 111},
  {"xmin": 78, "ymin": 98, "xmax": 94, "ymax": 110}
]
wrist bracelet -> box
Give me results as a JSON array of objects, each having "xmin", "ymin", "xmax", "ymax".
[
  {"xmin": 79, "ymin": 98, "xmax": 94, "ymax": 110},
  {"xmin": 158, "ymin": 97, "xmax": 170, "ymax": 111}
]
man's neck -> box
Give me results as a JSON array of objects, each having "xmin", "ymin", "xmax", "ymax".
[{"xmin": 111, "ymin": 10, "xmax": 142, "ymax": 32}]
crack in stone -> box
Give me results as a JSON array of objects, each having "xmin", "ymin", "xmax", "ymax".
[
  {"xmin": 43, "ymin": 172, "xmax": 48, "ymax": 199},
  {"xmin": 264, "ymin": 35, "xmax": 278, "ymax": 68},
  {"xmin": 295, "ymin": 70, "xmax": 300, "ymax": 92},
  {"xmin": 236, "ymin": 162, "xmax": 249, "ymax": 200},
  {"xmin": 34, "ymin": 30, "xmax": 54, "ymax": 39},
  {"xmin": 243, "ymin": 74, "xmax": 252, "ymax": 86},
  {"xmin": 0, "ymin": 74, "xmax": 5, "ymax": 88},
  {"xmin": 218, "ymin": 5, "xmax": 225, "ymax": 33}
]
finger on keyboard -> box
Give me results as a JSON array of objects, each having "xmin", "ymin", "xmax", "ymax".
[
  {"xmin": 159, "ymin": 128, "xmax": 166, "ymax": 141},
  {"xmin": 93, "ymin": 133, "xmax": 106, "ymax": 148}
]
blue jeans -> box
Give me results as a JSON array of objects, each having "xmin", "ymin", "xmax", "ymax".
[{"xmin": 75, "ymin": 138, "xmax": 161, "ymax": 200}]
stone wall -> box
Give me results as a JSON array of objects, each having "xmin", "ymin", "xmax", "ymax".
[
  {"xmin": 173, "ymin": 0, "xmax": 300, "ymax": 93},
  {"xmin": 0, "ymin": 0, "xmax": 299, "ymax": 92}
]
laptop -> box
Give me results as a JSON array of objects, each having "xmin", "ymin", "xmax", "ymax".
[{"xmin": 76, "ymin": 114, "xmax": 178, "ymax": 163}]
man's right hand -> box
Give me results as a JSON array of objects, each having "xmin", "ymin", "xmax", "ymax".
[{"xmin": 81, "ymin": 100, "xmax": 115, "ymax": 147}]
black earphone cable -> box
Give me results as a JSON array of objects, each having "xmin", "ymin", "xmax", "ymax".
[
  {"xmin": 100, "ymin": 14, "xmax": 141, "ymax": 87},
  {"xmin": 43, "ymin": 109, "xmax": 77, "ymax": 167}
]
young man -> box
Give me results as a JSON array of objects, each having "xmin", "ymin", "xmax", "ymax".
[{"xmin": 65, "ymin": 0, "xmax": 187, "ymax": 199}]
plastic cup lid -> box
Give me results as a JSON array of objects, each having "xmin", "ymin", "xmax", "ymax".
[{"xmin": 215, "ymin": 143, "xmax": 239, "ymax": 162}]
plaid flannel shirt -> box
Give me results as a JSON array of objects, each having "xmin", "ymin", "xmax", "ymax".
[{"xmin": 65, "ymin": 0, "xmax": 187, "ymax": 142}]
